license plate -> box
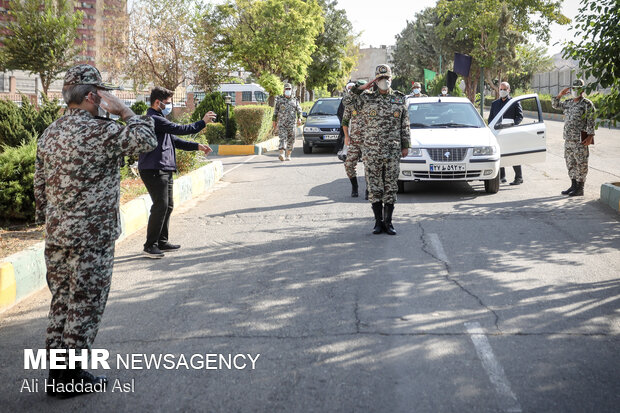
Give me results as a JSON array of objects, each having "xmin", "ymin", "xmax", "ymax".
[
  {"xmin": 323, "ymin": 134, "xmax": 339, "ymax": 140},
  {"xmin": 429, "ymin": 163, "xmax": 466, "ymax": 172}
]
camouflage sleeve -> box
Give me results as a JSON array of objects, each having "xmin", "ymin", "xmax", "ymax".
[
  {"xmin": 342, "ymin": 89, "xmax": 362, "ymax": 108},
  {"xmin": 108, "ymin": 115, "xmax": 157, "ymax": 158},
  {"xmin": 585, "ymin": 100, "xmax": 596, "ymax": 135},
  {"xmin": 551, "ymin": 96, "xmax": 567, "ymax": 111},
  {"xmin": 34, "ymin": 145, "xmax": 46, "ymax": 224},
  {"xmin": 342, "ymin": 104, "xmax": 352, "ymax": 127},
  {"xmin": 400, "ymin": 105, "xmax": 411, "ymax": 149},
  {"xmin": 272, "ymin": 97, "xmax": 280, "ymax": 122}
]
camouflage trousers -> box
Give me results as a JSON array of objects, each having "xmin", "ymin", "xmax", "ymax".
[
  {"xmin": 278, "ymin": 126, "xmax": 296, "ymax": 151},
  {"xmin": 564, "ymin": 139, "xmax": 589, "ymax": 182},
  {"xmin": 364, "ymin": 154, "xmax": 400, "ymax": 204},
  {"xmin": 45, "ymin": 242, "xmax": 115, "ymax": 356},
  {"xmin": 344, "ymin": 141, "xmax": 363, "ymax": 179}
]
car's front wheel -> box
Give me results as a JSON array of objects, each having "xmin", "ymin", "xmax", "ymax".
[
  {"xmin": 303, "ymin": 141, "xmax": 312, "ymax": 154},
  {"xmin": 484, "ymin": 174, "xmax": 500, "ymax": 194}
]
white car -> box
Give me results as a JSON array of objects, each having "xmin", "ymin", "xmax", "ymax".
[{"xmin": 399, "ymin": 94, "xmax": 546, "ymax": 193}]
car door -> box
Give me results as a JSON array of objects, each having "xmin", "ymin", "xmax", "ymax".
[{"xmin": 488, "ymin": 94, "xmax": 546, "ymax": 167}]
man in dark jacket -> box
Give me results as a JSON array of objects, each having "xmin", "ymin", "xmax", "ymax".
[
  {"xmin": 138, "ymin": 87, "xmax": 215, "ymax": 258},
  {"xmin": 488, "ymin": 82, "xmax": 524, "ymax": 185}
]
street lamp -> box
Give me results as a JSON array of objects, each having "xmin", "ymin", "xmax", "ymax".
[{"xmin": 224, "ymin": 95, "xmax": 232, "ymax": 133}]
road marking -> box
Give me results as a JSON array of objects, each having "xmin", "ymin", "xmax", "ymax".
[
  {"xmin": 223, "ymin": 155, "xmax": 257, "ymax": 176},
  {"xmin": 465, "ymin": 322, "xmax": 522, "ymax": 413},
  {"xmin": 427, "ymin": 233, "xmax": 450, "ymax": 264}
]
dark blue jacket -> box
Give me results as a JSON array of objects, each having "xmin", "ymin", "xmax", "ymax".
[
  {"xmin": 138, "ymin": 108, "xmax": 205, "ymax": 171},
  {"xmin": 488, "ymin": 96, "xmax": 523, "ymax": 125}
]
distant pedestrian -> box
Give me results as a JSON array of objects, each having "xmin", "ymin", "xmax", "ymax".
[
  {"xmin": 34, "ymin": 64, "xmax": 157, "ymax": 398},
  {"xmin": 439, "ymin": 86, "xmax": 450, "ymax": 97},
  {"xmin": 343, "ymin": 64, "xmax": 410, "ymax": 235},
  {"xmin": 138, "ymin": 87, "xmax": 215, "ymax": 258},
  {"xmin": 273, "ymin": 83, "xmax": 302, "ymax": 161},
  {"xmin": 488, "ymin": 82, "xmax": 524, "ymax": 185},
  {"xmin": 410, "ymin": 82, "xmax": 428, "ymax": 98},
  {"xmin": 552, "ymin": 79, "xmax": 596, "ymax": 196}
]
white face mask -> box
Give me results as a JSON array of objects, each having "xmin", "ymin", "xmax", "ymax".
[
  {"xmin": 412, "ymin": 88, "xmax": 421, "ymax": 95},
  {"xmin": 160, "ymin": 101, "xmax": 172, "ymax": 116},
  {"xmin": 499, "ymin": 90, "xmax": 509, "ymax": 98},
  {"xmin": 284, "ymin": 90, "xmax": 292, "ymax": 97},
  {"xmin": 571, "ymin": 89, "xmax": 580, "ymax": 98},
  {"xmin": 377, "ymin": 78, "xmax": 391, "ymax": 91},
  {"xmin": 441, "ymin": 89, "xmax": 448, "ymax": 95}
]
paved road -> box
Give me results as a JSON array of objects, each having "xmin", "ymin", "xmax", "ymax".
[{"xmin": 1, "ymin": 119, "xmax": 619, "ymax": 412}]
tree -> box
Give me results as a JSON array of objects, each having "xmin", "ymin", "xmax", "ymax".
[
  {"xmin": 0, "ymin": 0, "xmax": 84, "ymax": 96},
  {"xmin": 506, "ymin": 44, "xmax": 553, "ymax": 91},
  {"xmin": 563, "ymin": 0, "xmax": 619, "ymax": 125},
  {"xmin": 203, "ymin": 0, "xmax": 324, "ymax": 104},
  {"xmin": 305, "ymin": 0, "xmax": 359, "ymax": 96}
]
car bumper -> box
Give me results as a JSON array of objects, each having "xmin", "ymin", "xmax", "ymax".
[
  {"xmin": 303, "ymin": 133, "xmax": 340, "ymax": 147},
  {"xmin": 399, "ymin": 157, "xmax": 499, "ymax": 181}
]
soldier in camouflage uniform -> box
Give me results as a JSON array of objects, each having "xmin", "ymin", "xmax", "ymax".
[
  {"xmin": 552, "ymin": 79, "xmax": 596, "ymax": 196},
  {"xmin": 342, "ymin": 80, "xmax": 367, "ymax": 198},
  {"xmin": 272, "ymin": 83, "xmax": 302, "ymax": 161},
  {"xmin": 410, "ymin": 82, "xmax": 428, "ymax": 98},
  {"xmin": 343, "ymin": 64, "xmax": 411, "ymax": 235},
  {"xmin": 34, "ymin": 64, "xmax": 157, "ymax": 398}
]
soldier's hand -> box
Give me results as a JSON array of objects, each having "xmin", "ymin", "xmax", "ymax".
[
  {"xmin": 203, "ymin": 111, "xmax": 217, "ymax": 123},
  {"xmin": 344, "ymin": 136, "xmax": 350, "ymax": 146},
  {"xmin": 98, "ymin": 90, "xmax": 133, "ymax": 119},
  {"xmin": 360, "ymin": 79, "xmax": 376, "ymax": 91},
  {"xmin": 559, "ymin": 87, "xmax": 570, "ymax": 97},
  {"xmin": 401, "ymin": 148, "xmax": 409, "ymax": 158}
]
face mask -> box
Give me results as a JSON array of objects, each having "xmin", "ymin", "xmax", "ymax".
[
  {"xmin": 441, "ymin": 90, "xmax": 447, "ymax": 95},
  {"xmin": 571, "ymin": 89, "xmax": 580, "ymax": 98},
  {"xmin": 160, "ymin": 101, "xmax": 172, "ymax": 116},
  {"xmin": 499, "ymin": 90, "xmax": 509, "ymax": 98},
  {"xmin": 284, "ymin": 90, "xmax": 292, "ymax": 97},
  {"xmin": 412, "ymin": 88, "xmax": 421, "ymax": 95},
  {"xmin": 377, "ymin": 79, "xmax": 391, "ymax": 91}
]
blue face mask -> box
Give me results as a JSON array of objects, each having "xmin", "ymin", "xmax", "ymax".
[{"xmin": 160, "ymin": 101, "xmax": 172, "ymax": 116}]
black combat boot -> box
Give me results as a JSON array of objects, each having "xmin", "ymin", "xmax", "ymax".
[
  {"xmin": 371, "ymin": 202, "xmax": 383, "ymax": 234},
  {"xmin": 350, "ymin": 177, "xmax": 359, "ymax": 197},
  {"xmin": 561, "ymin": 179, "xmax": 577, "ymax": 195},
  {"xmin": 383, "ymin": 203, "xmax": 396, "ymax": 235},
  {"xmin": 568, "ymin": 181, "xmax": 584, "ymax": 196}
]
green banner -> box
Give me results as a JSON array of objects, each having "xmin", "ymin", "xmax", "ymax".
[{"xmin": 423, "ymin": 69, "xmax": 436, "ymax": 90}]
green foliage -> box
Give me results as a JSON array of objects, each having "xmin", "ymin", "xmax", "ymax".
[
  {"xmin": 258, "ymin": 73, "xmax": 284, "ymax": 99},
  {"xmin": 301, "ymin": 101, "xmax": 315, "ymax": 113},
  {"xmin": 200, "ymin": 123, "xmax": 227, "ymax": 144},
  {"xmin": 0, "ymin": 97, "xmax": 61, "ymax": 150},
  {"xmin": 562, "ymin": 0, "xmax": 619, "ymax": 126},
  {"xmin": 234, "ymin": 105, "xmax": 274, "ymax": 144},
  {"xmin": 0, "ymin": 139, "xmax": 37, "ymax": 220},
  {"xmin": 427, "ymin": 74, "xmax": 465, "ymax": 97},
  {"xmin": 506, "ymin": 44, "xmax": 554, "ymax": 91},
  {"xmin": 0, "ymin": 0, "xmax": 84, "ymax": 95},
  {"xmin": 190, "ymin": 92, "xmax": 237, "ymax": 140},
  {"xmin": 130, "ymin": 101, "xmax": 149, "ymax": 115}
]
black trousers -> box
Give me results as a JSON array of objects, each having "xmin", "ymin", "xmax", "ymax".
[
  {"xmin": 139, "ymin": 170, "xmax": 174, "ymax": 248},
  {"xmin": 500, "ymin": 165, "xmax": 522, "ymax": 180}
]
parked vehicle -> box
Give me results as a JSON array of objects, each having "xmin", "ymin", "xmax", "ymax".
[
  {"xmin": 302, "ymin": 98, "xmax": 342, "ymax": 154},
  {"xmin": 399, "ymin": 94, "xmax": 546, "ymax": 193}
]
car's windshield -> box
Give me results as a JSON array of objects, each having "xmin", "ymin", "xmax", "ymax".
[
  {"xmin": 309, "ymin": 99, "xmax": 341, "ymax": 116},
  {"xmin": 408, "ymin": 102, "xmax": 485, "ymax": 128}
]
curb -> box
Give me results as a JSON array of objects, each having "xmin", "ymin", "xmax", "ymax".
[
  {"xmin": 209, "ymin": 136, "xmax": 280, "ymax": 156},
  {"xmin": 0, "ymin": 161, "xmax": 224, "ymax": 313},
  {"xmin": 600, "ymin": 183, "xmax": 620, "ymax": 213}
]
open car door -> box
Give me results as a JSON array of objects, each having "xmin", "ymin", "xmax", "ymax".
[{"xmin": 488, "ymin": 93, "xmax": 546, "ymax": 167}]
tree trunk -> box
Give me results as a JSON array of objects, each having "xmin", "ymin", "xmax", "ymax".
[
  {"xmin": 40, "ymin": 74, "xmax": 50, "ymax": 98},
  {"xmin": 309, "ymin": 89, "xmax": 314, "ymax": 101},
  {"xmin": 268, "ymin": 95, "xmax": 276, "ymax": 107}
]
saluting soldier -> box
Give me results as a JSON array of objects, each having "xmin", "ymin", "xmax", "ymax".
[
  {"xmin": 342, "ymin": 80, "xmax": 368, "ymax": 198},
  {"xmin": 273, "ymin": 83, "xmax": 302, "ymax": 161},
  {"xmin": 34, "ymin": 64, "xmax": 157, "ymax": 398},
  {"xmin": 343, "ymin": 64, "xmax": 411, "ymax": 235},
  {"xmin": 552, "ymin": 79, "xmax": 596, "ymax": 196}
]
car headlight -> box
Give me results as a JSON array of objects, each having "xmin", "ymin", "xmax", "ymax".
[
  {"xmin": 304, "ymin": 126, "xmax": 320, "ymax": 133},
  {"xmin": 473, "ymin": 146, "xmax": 496, "ymax": 156},
  {"xmin": 407, "ymin": 148, "xmax": 422, "ymax": 157}
]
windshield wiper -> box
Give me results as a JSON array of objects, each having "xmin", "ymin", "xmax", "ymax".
[
  {"xmin": 433, "ymin": 123, "xmax": 478, "ymax": 128},
  {"xmin": 311, "ymin": 112, "xmax": 333, "ymax": 116},
  {"xmin": 410, "ymin": 123, "xmax": 430, "ymax": 128}
]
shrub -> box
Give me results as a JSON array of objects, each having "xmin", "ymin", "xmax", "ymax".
[
  {"xmin": 34, "ymin": 96, "xmax": 62, "ymax": 136},
  {"xmin": 0, "ymin": 99, "xmax": 35, "ymax": 150},
  {"xmin": 234, "ymin": 105, "xmax": 274, "ymax": 144},
  {"xmin": 191, "ymin": 92, "xmax": 237, "ymax": 140},
  {"xmin": 198, "ymin": 123, "xmax": 226, "ymax": 145},
  {"xmin": 131, "ymin": 100, "xmax": 149, "ymax": 115},
  {"xmin": 0, "ymin": 139, "xmax": 37, "ymax": 220},
  {"xmin": 301, "ymin": 101, "xmax": 315, "ymax": 113}
]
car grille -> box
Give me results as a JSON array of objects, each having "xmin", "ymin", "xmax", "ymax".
[
  {"xmin": 413, "ymin": 171, "xmax": 482, "ymax": 179},
  {"xmin": 426, "ymin": 148, "xmax": 468, "ymax": 162},
  {"xmin": 320, "ymin": 127, "xmax": 340, "ymax": 132}
]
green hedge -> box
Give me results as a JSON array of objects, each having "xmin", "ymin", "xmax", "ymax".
[
  {"xmin": 235, "ymin": 105, "xmax": 274, "ymax": 144},
  {"xmin": 0, "ymin": 140, "xmax": 37, "ymax": 220},
  {"xmin": 191, "ymin": 92, "xmax": 237, "ymax": 140},
  {"xmin": 130, "ymin": 100, "xmax": 149, "ymax": 115},
  {"xmin": 0, "ymin": 96, "xmax": 62, "ymax": 151},
  {"xmin": 301, "ymin": 101, "xmax": 315, "ymax": 113}
]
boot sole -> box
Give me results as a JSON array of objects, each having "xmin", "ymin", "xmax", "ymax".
[{"xmin": 142, "ymin": 251, "xmax": 165, "ymax": 259}]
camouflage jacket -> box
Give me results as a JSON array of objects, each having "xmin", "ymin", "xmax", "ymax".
[
  {"xmin": 551, "ymin": 96, "xmax": 596, "ymax": 141},
  {"xmin": 273, "ymin": 95, "xmax": 302, "ymax": 127},
  {"xmin": 34, "ymin": 108, "xmax": 157, "ymax": 247},
  {"xmin": 343, "ymin": 87, "xmax": 411, "ymax": 157},
  {"xmin": 341, "ymin": 93, "xmax": 365, "ymax": 143}
]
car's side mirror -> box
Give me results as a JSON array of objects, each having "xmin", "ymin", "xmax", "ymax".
[{"xmin": 302, "ymin": 112, "xmax": 308, "ymax": 118}]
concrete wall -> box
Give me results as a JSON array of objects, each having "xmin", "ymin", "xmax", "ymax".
[{"xmin": 350, "ymin": 46, "xmax": 394, "ymax": 82}]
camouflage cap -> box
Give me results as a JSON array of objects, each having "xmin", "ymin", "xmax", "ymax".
[
  {"xmin": 63, "ymin": 64, "xmax": 120, "ymax": 90},
  {"xmin": 283, "ymin": 83, "xmax": 292, "ymax": 89},
  {"xmin": 375, "ymin": 64, "xmax": 392, "ymax": 79},
  {"xmin": 572, "ymin": 79, "xmax": 585, "ymax": 88},
  {"xmin": 412, "ymin": 82, "xmax": 422, "ymax": 88}
]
